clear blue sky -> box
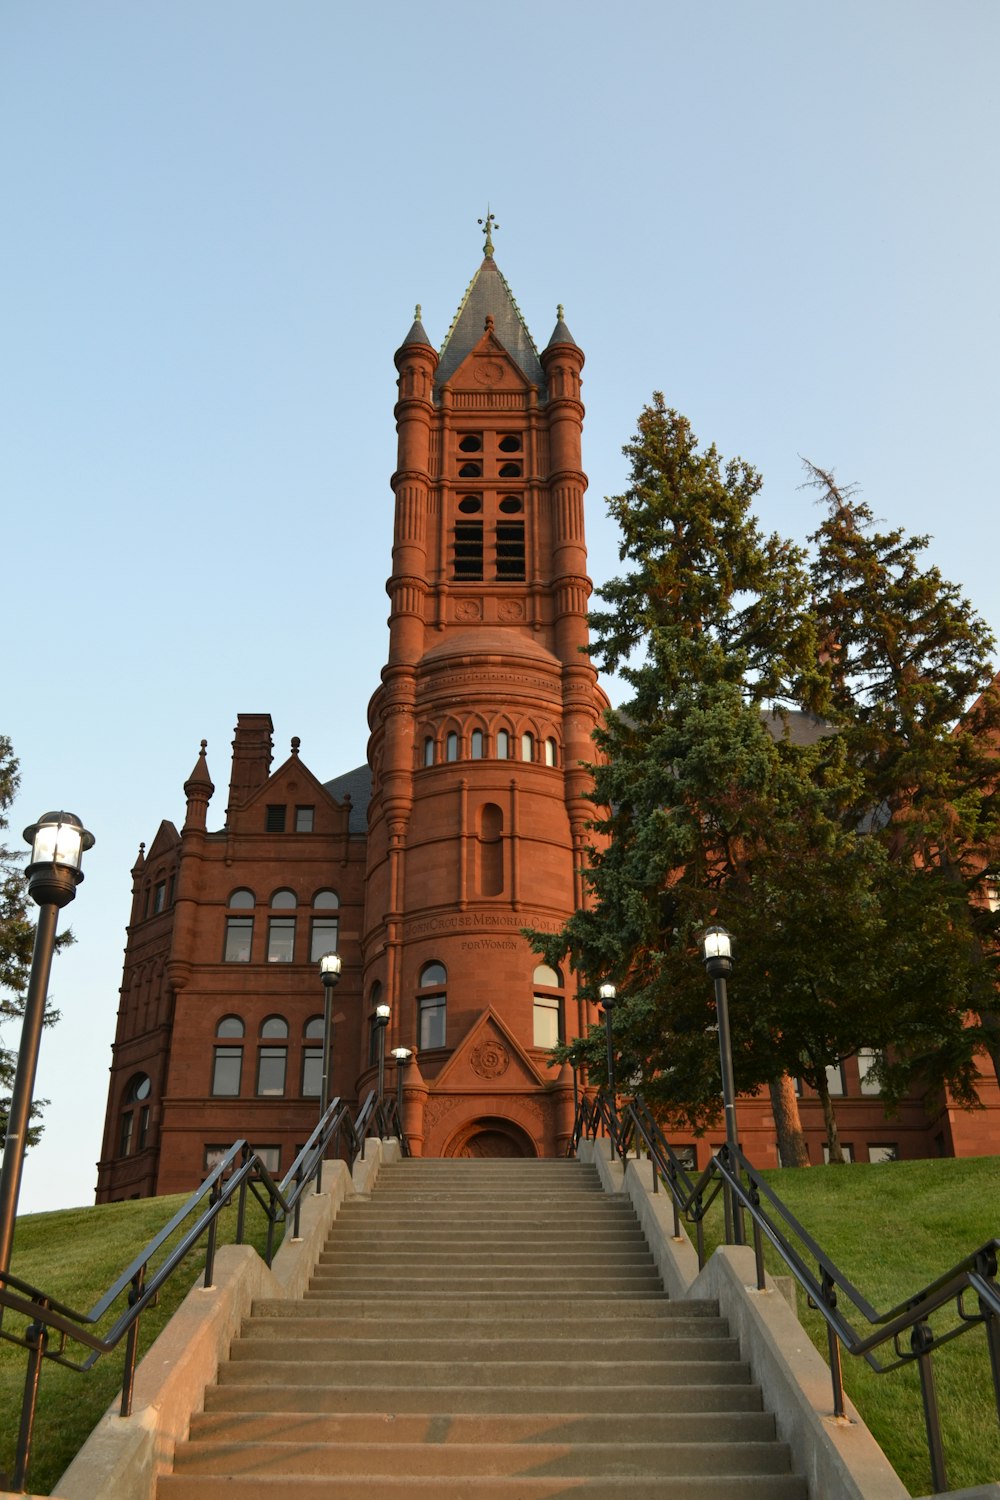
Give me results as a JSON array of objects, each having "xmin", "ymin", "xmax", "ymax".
[{"xmin": 2, "ymin": 1, "xmax": 997, "ymax": 1214}]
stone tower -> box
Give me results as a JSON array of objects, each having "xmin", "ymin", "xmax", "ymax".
[{"xmin": 363, "ymin": 225, "xmax": 609, "ymax": 1155}]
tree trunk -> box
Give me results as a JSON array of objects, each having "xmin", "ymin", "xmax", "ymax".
[
  {"xmin": 814, "ymin": 1069, "xmax": 844, "ymax": 1163},
  {"xmin": 769, "ymin": 1074, "xmax": 810, "ymax": 1167}
]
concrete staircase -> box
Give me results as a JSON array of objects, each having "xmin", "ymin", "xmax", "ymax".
[{"xmin": 158, "ymin": 1157, "xmax": 807, "ymax": 1497}]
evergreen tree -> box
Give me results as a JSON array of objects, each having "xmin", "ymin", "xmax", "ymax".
[
  {"xmin": 534, "ymin": 404, "xmax": 1000, "ymax": 1163},
  {"xmin": 0, "ymin": 736, "xmax": 63, "ymax": 1149}
]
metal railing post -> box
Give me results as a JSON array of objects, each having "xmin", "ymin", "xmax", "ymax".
[
  {"xmin": 120, "ymin": 1266, "xmax": 145, "ymax": 1417},
  {"xmin": 12, "ymin": 1318, "xmax": 48, "ymax": 1493},
  {"xmin": 911, "ymin": 1321, "xmax": 947, "ymax": 1493}
]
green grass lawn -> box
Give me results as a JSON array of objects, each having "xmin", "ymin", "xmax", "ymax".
[
  {"xmin": 0, "ymin": 1190, "xmax": 274, "ymax": 1496},
  {"xmin": 700, "ymin": 1155, "xmax": 1000, "ymax": 1497}
]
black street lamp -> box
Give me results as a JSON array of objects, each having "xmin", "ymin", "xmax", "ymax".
[
  {"xmin": 701, "ymin": 923, "xmax": 743, "ymax": 1244},
  {"xmin": 375, "ymin": 1003, "xmax": 391, "ymax": 1104},
  {"xmin": 391, "ymin": 1046, "xmax": 411, "ymax": 1127},
  {"xmin": 318, "ymin": 952, "xmax": 342, "ymax": 1118},
  {"xmin": 598, "ymin": 982, "xmax": 617, "ymax": 1114},
  {"xmin": 0, "ymin": 812, "xmax": 94, "ymax": 1273}
]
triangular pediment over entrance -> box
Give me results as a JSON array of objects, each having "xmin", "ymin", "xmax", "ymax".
[{"xmin": 434, "ymin": 1006, "xmax": 550, "ymax": 1092}]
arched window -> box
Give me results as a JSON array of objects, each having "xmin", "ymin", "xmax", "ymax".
[
  {"xmin": 496, "ymin": 729, "xmax": 510, "ymax": 760},
  {"xmin": 212, "ymin": 1016, "xmax": 244, "ymax": 1095},
  {"xmin": 446, "ymin": 731, "xmax": 459, "ymax": 762},
  {"xmin": 545, "ymin": 737, "xmax": 557, "ymax": 767},
  {"xmin": 257, "ymin": 1016, "xmax": 288, "ymax": 1095},
  {"xmin": 471, "ymin": 729, "xmax": 484, "ymax": 760},
  {"xmin": 118, "ymin": 1073, "xmax": 152, "ymax": 1158},
  {"xmin": 424, "ymin": 736, "xmax": 435, "ymax": 766},
  {"xmin": 224, "ymin": 893, "xmax": 254, "ymax": 962},
  {"xmin": 310, "ymin": 890, "xmax": 339, "ymax": 962},
  {"xmin": 533, "ymin": 964, "xmax": 564, "ymax": 1049},
  {"xmin": 417, "ymin": 962, "xmax": 447, "ymax": 1049},
  {"xmin": 521, "ymin": 731, "xmax": 535, "ymax": 762},
  {"xmin": 302, "ymin": 1016, "xmax": 324, "ymax": 1097},
  {"xmin": 268, "ymin": 891, "xmax": 296, "ymax": 963}
]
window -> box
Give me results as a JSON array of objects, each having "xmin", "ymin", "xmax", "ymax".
[
  {"xmin": 498, "ymin": 462, "xmax": 522, "ymax": 479},
  {"xmin": 477, "ymin": 803, "xmax": 503, "ymax": 896},
  {"xmin": 212, "ymin": 1046, "xmax": 242, "ymax": 1096},
  {"xmin": 302, "ymin": 1016, "xmax": 325, "ymax": 1097},
  {"xmin": 271, "ymin": 889, "xmax": 296, "ymax": 909},
  {"xmin": 257, "ymin": 1017, "xmax": 288, "ymax": 1095},
  {"xmin": 496, "ymin": 521, "xmax": 525, "ymax": 580},
  {"xmin": 446, "ymin": 731, "xmax": 459, "ymax": 762},
  {"xmin": 310, "ymin": 916, "xmax": 339, "ymax": 963},
  {"xmin": 521, "ymin": 731, "xmax": 534, "ymax": 762},
  {"xmin": 868, "ymin": 1143, "xmax": 899, "ymax": 1163},
  {"xmin": 212, "ymin": 1017, "xmax": 244, "ymax": 1095},
  {"xmin": 823, "ymin": 1143, "xmax": 854, "ymax": 1163},
  {"xmin": 119, "ymin": 1111, "xmax": 134, "ymax": 1156},
  {"xmin": 458, "ymin": 462, "xmax": 482, "ymax": 478},
  {"xmin": 533, "ymin": 996, "xmax": 562, "ymax": 1048},
  {"xmin": 499, "ymin": 495, "xmax": 522, "ymax": 514},
  {"xmin": 295, "ymin": 806, "xmax": 314, "ymax": 833},
  {"xmin": 459, "ymin": 434, "xmax": 482, "ymax": 452},
  {"xmin": 418, "ymin": 962, "xmax": 447, "ymax": 1049},
  {"xmin": 824, "ymin": 1064, "xmax": 846, "ymax": 1097},
  {"xmin": 985, "ymin": 873, "xmax": 999, "ymax": 912},
  {"xmin": 152, "ymin": 880, "xmax": 166, "ymax": 914},
  {"xmin": 229, "ymin": 889, "xmax": 254, "ymax": 909},
  {"xmin": 224, "ymin": 917, "xmax": 253, "ymax": 963},
  {"xmin": 857, "ymin": 1048, "xmax": 882, "ymax": 1096},
  {"xmin": 137, "ymin": 1105, "xmax": 150, "ymax": 1151},
  {"xmin": 471, "ymin": 729, "xmax": 484, "ymax": 759},
  {"xmin": 310, "ymin": 889, "xmax": 339, "ymax": 963},
  {"xmin": 532, "ymin": 964, "xmax": 564, "ymax": 1048},
  {"xmin": 252, "ymin": 1145, "xmax": 281, "ymax": 1173},
  {"xmin": 453, "ymin": 520, "xmax": 483, "ymax": 580},
  {"xmin": 496, "ymin": 729, "xmax": 510, "ymax": 760},
  {"xmin": 424, "ymin": 737, "xmax": 435, "ymax": 766},
  {"xmin": 265, "ymin": 804, "xmax": 286, "ymax": 832},
  {"xmin": 673, "ymin": 1144, "xmax": 697, "ymax": 1173},
  {"xmin": 498, "ymin": 435, "xmax": 522, "ymax": 453},
  {"xmin": 267, "ymin": 917, "xmax": 295, "ymax": 963},
  {"xmin": 544, "ymin": 738, "xmax": 557, "ymax": 767},
  {"xmin": 458, "ymin": 494, "xmax": 482, "ymax": 513}
]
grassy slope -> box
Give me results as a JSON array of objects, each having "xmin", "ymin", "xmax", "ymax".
[
  {"xmin": 746, "ymin": 1158, "xmax": 1000, "ymax": 1496},
  {"xmin": 0, "ymin": 1192, "xmax": 272, "ymax": 1496},
  {"xmin": 1, "ymin": 1160, "xmax": 997, "ymax": 1497}
]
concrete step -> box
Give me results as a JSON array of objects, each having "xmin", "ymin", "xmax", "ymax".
[
  {"xmin": 228, "ymin": 1333, "xmax": 742, "ymax": 1363},
  {"xmin": 242, "ymin": 1311, "xmax": 732, "ymax": 1340},
  {"xmin": 250, "ymin": 1295, "xmax": 721, "ymax": 1321},
  {"xmin": 172, "ymin": 1436, "xmax": 796, "ymax": 1479},
  {"xmin": 203, "ymin": 1380, "xmax": 767, "ymax": 1416},
  {"xmin": 160, "ymin": 1475, "xmax": 807, "ymax": 1498},
  {"xmin": 217, "ymin": 1357, "xmax": 753, "ymax": 1388},
  {"xmin": 187, "ymin": 1409, "xmax": 779, "ymax": 1446}
]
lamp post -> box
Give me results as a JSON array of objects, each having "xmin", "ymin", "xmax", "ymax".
[
  {"xmin": 318, "ymin": 952, "xmax": 342, "ymax": 1119},
  {"xmin": 375, "ymin": 1003, "xmax": 391, "ymax": 1104},
  {"xmin": 598, "ymin": 982, "xmax": 617, "ymax": 1118},
  {"xmin": 391, "ymin": 1046, "xmax": 411, "ymax": 1127},
  {"xmin": 0, "ymin": 812, "xmax": 94, "ymax": 1274},
  {"xmin": 701, "ymin": 923, "xmax": 742, "ymax": 1244}
]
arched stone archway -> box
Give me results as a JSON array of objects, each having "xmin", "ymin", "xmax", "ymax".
[{"xmin": 443, "ymin": 1116, "xmax": 537, "ymax": 1159}]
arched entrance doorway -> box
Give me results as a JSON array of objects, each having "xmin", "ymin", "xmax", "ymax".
[{"xmin": 443, "ymin": 1116, "xmax": 537, "ymax": 1158}]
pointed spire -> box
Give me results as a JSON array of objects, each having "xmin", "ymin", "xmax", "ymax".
[
  {"xmin": 184, "ymin": 740, "xmax": 214, "ymax": 833},
  {"xmin": 400, "ymin": 301, "xmax": 432, "ymax": 349},
  {"xmin": 132, "ymin": 841, "xmax": 146, "ymax": 877},
  {"xmin": 437, "ymin": 256, "xmax": 544, "ymax": 393},
  {"xmin": 545, "ymin": 303, "xmax": 577, "ymax": 349}
]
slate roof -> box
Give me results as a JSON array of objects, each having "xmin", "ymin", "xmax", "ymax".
[
  {"xmin": 435, "ymin": 256, "xmax": 546, "ymax": 396},
  {"xmin": 322, "ymin": 763, "xmax": 372, "ymax": 835}
]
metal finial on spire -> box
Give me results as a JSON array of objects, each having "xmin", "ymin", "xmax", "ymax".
[
  {"xmin": 415, "ymin": 304, "xmax": 422, "ymax": 321},
  {"xmin": 478, "ymin": 207, "xmax": 499, "ymax": 258},
  {"xmin": 557, "ymin": 304, "xmax": 565, "ymax": 321}
]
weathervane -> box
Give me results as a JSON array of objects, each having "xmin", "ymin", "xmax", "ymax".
[{"xmin": 478, "ymin": 207, "xmax": 499, "ymax": 258}]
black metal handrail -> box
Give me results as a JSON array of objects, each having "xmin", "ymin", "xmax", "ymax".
[
  {"xmin": 0, "ymin": 1088, "xmax": 407, "ymax": 1492},
  {"xmin": 574, "ymin": 1089, "xmax": 1000, "ymax": 1495}
]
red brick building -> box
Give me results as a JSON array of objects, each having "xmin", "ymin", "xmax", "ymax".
[{"xmin": 96, "ymin": 241, "xmax": 1000, "ymax": 1201}]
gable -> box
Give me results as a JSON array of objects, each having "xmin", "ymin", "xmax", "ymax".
[{"xmin": 434, "ymin": 1005, "xmax": 550, "ymax": 1091}]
